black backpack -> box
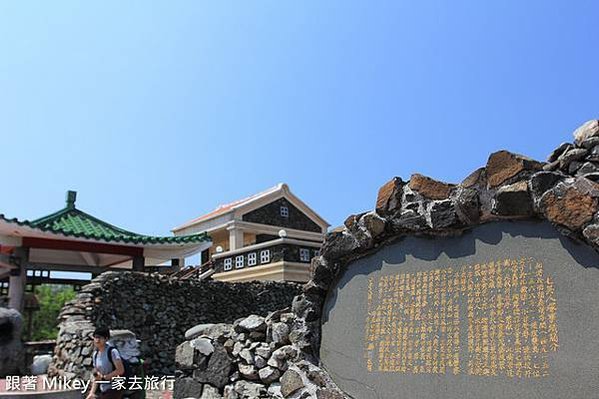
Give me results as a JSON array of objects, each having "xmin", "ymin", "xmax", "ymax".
[
  {"xmin": 93, "ymin": 345, "xmax": 146, "ymax": 398},
  {"xmin": 93, "ymin": 345, "xmax": 135, "ymax": 380}
]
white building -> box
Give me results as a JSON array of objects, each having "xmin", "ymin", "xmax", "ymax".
[{"xmin": 172, "ymin": 184, "xmax": 329, "ymax": 282}]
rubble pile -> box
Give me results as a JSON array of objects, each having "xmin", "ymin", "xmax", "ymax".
[{"xmin": 174, "ymin": 310, "xmax": 344, "ymax": 399}]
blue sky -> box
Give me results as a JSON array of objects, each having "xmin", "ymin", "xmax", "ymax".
[{"xmin": 1, "ymin": 1, "xmax": 597, "ymax": 244}]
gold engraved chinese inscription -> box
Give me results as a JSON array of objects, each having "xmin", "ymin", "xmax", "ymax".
[{"xmin": 364, "ymin": 258, "xmax": 558, "ymax": 378}]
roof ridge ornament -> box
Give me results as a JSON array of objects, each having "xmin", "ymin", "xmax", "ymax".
[{"xmin": 66, "ymin": 190, "xmax": 77, "ymax": 209}]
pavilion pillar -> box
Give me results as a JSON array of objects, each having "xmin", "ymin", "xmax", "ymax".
[
  {"xmin": 8, "ymin": 247, "xmax": 29, "ymax": 313},
  {"xmin": 132, "ymin": 256, "xmax": 145, "ymax": 272}
]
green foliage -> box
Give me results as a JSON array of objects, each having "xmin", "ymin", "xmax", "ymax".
[{"xmin": 25, "ymin": 285, "xmax": 76, "ymax": 341}]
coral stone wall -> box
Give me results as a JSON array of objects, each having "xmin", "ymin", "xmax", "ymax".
[{"xmin": 48, "ymin": 271, "xmax": 301, "ymax": 379}]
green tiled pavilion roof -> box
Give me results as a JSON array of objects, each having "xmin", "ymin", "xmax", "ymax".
[{"xmin": 0, "ymin": 191, "xmax": 209, "ymax": 245}]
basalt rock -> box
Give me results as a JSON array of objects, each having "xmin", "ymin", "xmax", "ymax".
[
  {"xmin": 486, "ymin": 150, "xmax": 544, "ymax": 188},
  {"xmin": 576, "ymin": 161, "xmax": 599, "ymax": 177},
  {"xmin": 0, "ymin": 308, "xmax": 25, "ymax": 377},
  {"xmin": 453, "ymin": 187, "xmax": 481, "ymax": 224},
  {"xmin": 558, "ymin": 147, "xmax": 588, "ymax": 169},
  {"xmin": 573, "ymin": 119, "xmax": 599, "ymax": 146},
  {"xmin": 375, "ymin": 177, "xmax": 404, "ymax": 215},
  {"xmin": 428, "ymin": 199, "xmax": 459, "ymax": 229},
  {"xmin": 492, "ymin": 181, "xmax": 533, "ymax": 217},
  {"xmin": 547, "ymin": 142, "xmax": 573, "ymax": 162},
  {"xmin": 409, "ymin": 173, "xmax": 455, "ymax": 200},
  {"xmin": 540, "ymin": 178, "xmax": 599, "ymax": 230}
]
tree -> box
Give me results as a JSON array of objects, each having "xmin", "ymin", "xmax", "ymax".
[{"xmin": 25, "ymin": 285, "xmax": 76, "ymax": 341}]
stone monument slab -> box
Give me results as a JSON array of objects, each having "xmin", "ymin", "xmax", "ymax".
[{"xmin": 321, "ymin": 220, "xmax": 599, "ymax": 399}]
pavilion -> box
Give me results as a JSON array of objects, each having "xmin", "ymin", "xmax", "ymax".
[{"xmin": 0, "ymin": 191, "xmax": 211, "ymax": 313}]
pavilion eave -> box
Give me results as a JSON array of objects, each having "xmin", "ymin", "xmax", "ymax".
[
  {"xmin": 0, "ymin": 218, "xmax": 211, "ymax": 264},
  {"xmin": 0, "ymin": 191, "xmax": 212, "ymax": 312}
]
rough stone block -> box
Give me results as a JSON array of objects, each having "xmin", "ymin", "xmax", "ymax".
[
  {"xmin": 317, "ymin": 388, "xmax": 346, "ymax": 399},
  {"xmin": 453, "ymin": 187, "xmax": 481, "ymax": 225},
  {"xmin": 492, "ymin": 181, "xmax": 533, "ymax": 216},
  {"xmin": 258, "ymin": 366, "xmax": 281, "ymax": 384},
  {"xmin": 391, "ymin": 210, "xmax": 428, "ymax": 232},
  {"xmin": 573, "ymin": 119, "xmax": 599, "ymax": 146},
  {"xmin": 280, "ymin": 369, "xmax": 304, "ymax": 397},
  {"xmin": 320, "ymin": 231, "xmax": 360, "ymax": 260},
  {"xmin": 585, "ymin": 145, "xmax": 599, "ymax": 162},
  {"xmin": 558, "ymin": 148, "xmax": 588, "ymax": 169},
  {"xmin": 200, "ymin": 384, "xmax": 221, "ymax": 399},
  {"xmin": 461, "ymin": 167, "xmax": 486, "ymax": 188},
  {"xmin": 547, "ymin": 142, "xmax": 573, "ymax": 162},
  {"xmin": 576, "ymin": 162, "xmax": 599, "ymax": 176},
  {"xmin": 270, "ymin": 322, "xmax": 290, "ymax": 346},
  {"xmin": 236, "ymin": 315, "xmax": 266, "ymax": 333},
  {"xmin": 31, "ymin": 354, "xmax": 53, "ymax": 375},
  {"xmin": 540, "ymin": 178, "xmax": 599, "ymax": 230},
  {"xmin": 238, "ymin": 363, "xmax": 259, "ymax": 380},
  {"xmin": 176, "ymin": 340, "xmax": 197, "ymax": 370},
  {"xmin": 408, "ymin": 173, "xmax": 454, "ymax": 200},
  {"xmin": 229, "ymin": 380, "xmax": 267, "ymax": 398},
  {"xmin": 375, "ymin": 177, "xmax": 404, "ymax": 215},
  {"xmin": 359, "ymin": 212, "xmax": 386, "ymax": 238},
  {"xmin": 428, "ymin": 199, "xmax": 458, "ymax": 229},
  {"xmin": 486, "ymin": 150, "xmax": 543, "ymax": 188},
  {"xmin": 582, "ymin": 223, "xmax": 599, "ymax": 245},
  {"xmin": 173, "ymin": 377, "xmax": 203, "ymax": 399},
  {"xmin": 192, "ymin": 345, "xmax": 233, "ymax": 389},
  {"xmin": 191, "ymin": 337, "xmax": 215, "ymax": 357},
  {"xmin": 529, "ymin": 171, "xmax": 564, "ymax": 202}
]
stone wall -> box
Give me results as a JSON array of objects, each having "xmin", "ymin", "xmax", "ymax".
[{"xmin": 48, "ymin": 271, "xmax": 301, "ymax": 380}]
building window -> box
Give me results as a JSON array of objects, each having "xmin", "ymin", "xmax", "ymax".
[
  {"xmin": 235, "ymin": 255, "xmax": 244, "ymax": 269},
  {"xmin": 313, "ymin": 249, "xmax": 320, "ymax": 258},
  {"xmin": 280, "ymin": 206, "xmax": 289, "ymax": 218},
  {"xmin": 248, "ymin": 252, "xmax": 257, "ymax": 266},
  {"xmin": 300, "ymin": 248, "xmax": 311, "ymax": 262},
  {"xmin": 260, "ymin": 250, "xmax": 270, "ymax": 264},
  {"xmin": 224, "ymin": 258, "xmax": 232, "ymax": 271}
]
